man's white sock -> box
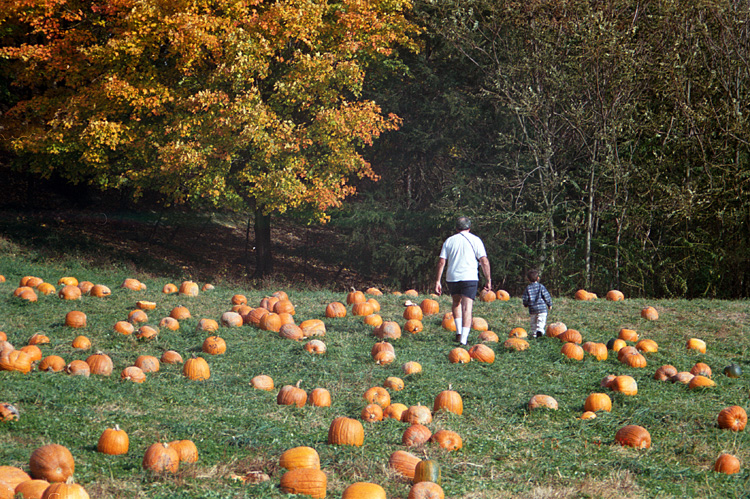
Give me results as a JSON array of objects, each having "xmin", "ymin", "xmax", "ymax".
[
  {"xmin": 454, "ymin": 318, "xmax": 462, "ymax": 336},
  {"xmin": 460, "ymin": 326, "xmax": 470, "ymax": 344}
]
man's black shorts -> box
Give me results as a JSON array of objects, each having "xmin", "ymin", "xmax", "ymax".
[{"xmin": 447, "ymin": 280, "xmax": 478, "ymax": 299}]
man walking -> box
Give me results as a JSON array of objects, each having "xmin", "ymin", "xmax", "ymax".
[{"xmin": 435, "ymin": 216, "xmax": 492, "ymax": 345}]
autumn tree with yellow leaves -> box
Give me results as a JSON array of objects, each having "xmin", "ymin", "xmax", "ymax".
[{"xmin": 0, "ymin": 0, "xmax": 417, "ymax": 276}]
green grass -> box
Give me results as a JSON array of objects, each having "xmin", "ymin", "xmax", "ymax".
[{"xmin": 1, "ymin": 244, "xmax": 749, "ymax": 498}]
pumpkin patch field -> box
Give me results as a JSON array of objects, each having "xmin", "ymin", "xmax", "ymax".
[{"xmin": 1, "ymin": 261, "xmax": 749, "ymax": 497}]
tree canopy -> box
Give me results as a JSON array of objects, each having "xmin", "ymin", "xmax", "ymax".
[{"xmin": 0, "ymin": 0, "xmax": 417, "ymax": 218}]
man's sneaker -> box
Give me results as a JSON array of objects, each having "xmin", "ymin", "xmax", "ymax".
[
  {"xmin": 454, "ymin": 334, "xmax": 462, "ymax": 343},
  {"xmin": 535, "ymin": 331, "xmax": 544, "ymax": 338}
]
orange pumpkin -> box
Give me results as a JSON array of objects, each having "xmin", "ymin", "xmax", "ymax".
[
  {"xmin": 279, "ymin": 446, "xmax": 320, "ymax": 471},
  {"xmin": 717, "ymin": 405, "xmax": 747, "ymax": 432},
  {"xmin": 615, "ymin": 425, "xmax": 651, "ymax": 449}
]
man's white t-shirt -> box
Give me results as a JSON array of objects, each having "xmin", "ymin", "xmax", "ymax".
[{"xmin": 439, "ymin": 231, "xmax": 487, "ymax": 282}]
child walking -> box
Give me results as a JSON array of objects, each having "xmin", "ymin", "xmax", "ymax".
[{"xmin": 522, "ymin": 269, "xmax": 552, "ymax": 338}]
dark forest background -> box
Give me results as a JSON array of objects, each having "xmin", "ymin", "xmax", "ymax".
[{"xmin": 2, "ymin": 0, "xmax": 749, "ymax": 298}]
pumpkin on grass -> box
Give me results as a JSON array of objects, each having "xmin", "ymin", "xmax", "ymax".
[
  {"xmin": 389, "ymin": 450, "xmax": 421, "ymax": 479},
  {"xmin": 97, "ymin": 425, "xmax": 129, "ymax": 455},
  {"xmin": 409, "ymin": 481, "xmax": 445, "ymax": 499},
  {"xmin": 29, "ymin": 444, "xmax": 75, "ymax": 482},
  {"xmin": 168, "ymin": 440, "xmax": 198, "ymax": 464},
  {"xmin": 584, "ymin": 393, "xmax": 612, "ymax": 413},
  {"xmin": 714, "ymin": 454, "xmax": 741, "ymax": 474},
  {"xmin": 430, "ymin": 430, "xmax": 463, "ymax": 451},
  {"xmin": 142, "ymin": 443, "xmax": 179, "ymax": 473},
  {"xmin": 361, "ymin": 403, "xmax": 384, "ymax": 422},
  {"xmin": 250, "ymin": 374, "xmax": 274, "ymax": 391},
  {"xmin": 277, "ymin": 381, "xmax": 307, "ymax": 407},
  {"xmin": 615, "ymin": 425, "xmax": 651, "ymax": 449},
  {"xmin": 413, "ymin": 460, "xmax": 441, "ymax": 485},
  {"xmin": 15, "ymin": 479, "xmax": 50, "ymax": 499},
  {"xmin": 279, "ymin": 446, "xmax": 320, "ymax": 471},
  {"xmin": 717, "ymin": 406, "xmax": 746, "ymax": 431},
  {"xmin": 279, "ymin": 468, "xmax": 327, "ymax": 499},
  {"xmin": 433, "ymin": 387, "xmax": 463, "ymax": 415},
  {"xmin": 40, "ymin": 478, "xmax": 90, "ymax": 499},
  {"xmin": 182, "ymin": 356, "xmax": 210, "ymax": 381},
  {"xmin": 528, "ymin": 395, "xmax": 558, "ymax": 411},
  {"xmin": 328, "ymin": 417, "xmax": 364, "ymax": 446},
  {"xmin": 402, "ymin": 424, "xmax": 432, "ymax": 446},
  {"xmin": 309, "ymin": 388, "xmax": 331, "ymax": 407},
  {"xmin": 363, "ymin": 386, "xmax": 391, "ymax": 408},
  {"xmin": 342, "ymin": 482, "xmax": 385, "ymax": 499}
]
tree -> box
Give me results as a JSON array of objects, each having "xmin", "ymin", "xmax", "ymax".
[{"xmin": 0, "ymin": 0, "xmax": 418, "ymax": 277}]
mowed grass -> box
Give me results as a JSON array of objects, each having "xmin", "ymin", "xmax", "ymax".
[{"xmin": 1, "ymin": 251, "xmax": 749, "ymax": 498}]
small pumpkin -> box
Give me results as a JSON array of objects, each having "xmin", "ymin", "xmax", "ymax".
[
  {"xmin": 384, "ymin": 403, "xmax": 409, "ymax": 421},
  {"xmin": 250, "ymin": 374, "xmax": 274, "ymax": 391},
  {"xmin": 134, "ymin": 355, "xmax": 160, "ymax": 373},
  {"xmin": 478, "ymin": 330, "xmax": 499, "ymax": 342},
  {"xmin": 690, "ymin": 362, "xmax": 712, "ymax": 378},
  {"xmin": 618, "ymin": 328, "xmax": 638, "ymax": 342},
  {"xmin": 504, "ymin": 337, "xmax": 529, "ymax": 351},
  {"xmin": 327, "ymin": 416, "xmax": 364, "ymax": 446},
  {"xmin": 365, "ymin": 287, "xmax": 383, "ymax": 296},
  {"xmin": 528, "ymin": 394, "xmax": 558, "ymax": 411},
  {"xmin": 361, "ymin": 403, "xmax": 384, "ymax": 422},
  {"xmin": 158, "ymin": 317, "xmax": 180, "ymax": 331},
  {"xmin": 178, "ymin": 281, "xmax": 199, "ymax": 297},
  {"xmin": 309, "ymin": 388, "xmax": 331, "ymax": 407},
  {"xmin": 471, "ymin": 317, "xmax": 489, "ymax": 331},
  {"xmin": 278, "ymin": 381, "xmax": 307, "ymax": 407},
  {"xmin": 383, "ymin": 376, "xmax": 404, "ymax": 391},
  {"xmin": 160, "ymin": 350, "xmax": 183, "ymax": 364},
  {"xmin": 582, "ymin": 342, "xmax": 608, "ymax": 361},
  {"xmin": 433, "ymin": 387, "xmax": 463, "ymax": 415},
  {"xmin": 29, "ymin": 444, "xmax": 75, "ymax": 482},
  {"xmin": 546, "ymin": 322, "xmax": 567, "ymax": 338},
  {"xmin": 583, "ymin": 393, "xmax": 612, "ymax": 413},
  {"xmin": 404, "ymin": 319, "xmax": 424, "ymax": 334},
  {"xmin": 640, "ymin": 306, "xmax": 658, "ymax": 320},
  {"xmin": 163, "ymin": 283, "xmax": 179, "ymax": 294},
  {"xmin": 346, "ymin": 288, "xmax": 366, "ymax": 304},
  {"xmin": 342, "ymin": 482, "xmax": 386, "ymax": 499},
  {"xmin": 363, "ymin": 386, "xmax": 391, "ymax": 408},
  {"xmin": 40, "ymin": 479, "xmax": 90, "ymax": 499},
  {"xmin": 142, "ymin": 443, "xmax": 179, "ymax": 473},
  {"xmin": 653, "ymin": 365, "xmax": 677, "ymax": 381},
  {"xmin": 635, "ymin": 339, "xmax": 658, "ymax": 353},
  {"xmin": 413, "ymin": 459, "xmax": 441, "ymax": 485},
  {"xmin": 221, "ymin": 311, "xmax": 243, "ymax": 327},
  {"xmin": 402, "ymin": 424, "xmax": 432, "ymax": 446},
  {"xmin": 615, "ymin": 425, "xmax": 651, "ymax": 449},
  {"xmin": 468, "ymin": 343, "xmax": 495, "ymax": 363},
  {"xmin": 14, "ymin": 479, "xmax": 50, "ymax": 499},
  {"xmin": 388, "ymin": 450, "xmax": 422, "ymax": 479},
  {"xmin": 300, "ymin": 319, "xmax": 326, "ymax": 337},
  {"xmin": 58, "ymin": 285, "xmax": 82, "ymax": 300},
  {"xmin": 609, "ymin": 375, "xmax": 638, "ymax": 395},
  {"xmin": 606, "ymin": 290, "xmax": 625, "ymax": 301},
  {"xmin": 363, "ymin": 314, "xmax": 383, "ymax": 327},
  {"xmin": 558, "ymin": 329, "xmax": 582, "ymax": 344},
  {"xmin": 402, "ymin": 361, "xmax": 422, "ymax": 375},
  {"xmin": 717, "ymin": 405, "xmax": 747, "ymax": 432},
  {"xmin": 97, "ymin": 425, "xmax": 129, "ymax": 455},
  {"xmin": 403, "ymin": 404, "xmax": 433, "ymax": 425},
  {"xmin": 196, "ymin": 318, "xmax": 219, "ymax": 333},
  {"xmin": 279, "ymin": 468, "xmax": 327, "ymax": 499},
  {"xmin": 182, "ymin": 355, "xmax": 210, "ymax": 381},
  {"xmin": 114, "ymin": 321, "xmax": 134, "ymax": 335},
  {"xmin": 714, "ymin": 453, "xmax": 741, "ymax": 475},
  {"xmin": 448, "ymin": 347, "xmax": 471, "ymax": 364},
  {"xmin": 170, "ymin": 306, "xmax": 191, "ymax": 320},
  {"xmin": 71, "ymin": 335, "xmax": 91, "ymax": 350},
  {"xmin": 64, "ymin": 311, "xmax": 87, "ymax": 328},
  {"xmin": 560, "ymin": 342, "xmax": 584, "ymax": 361},
  {"xmin": 121, "ymin": 366, "xmax": 146, "ymax": 383},
  {"xmin": 408, "ymin": 481, "xmax": 445, "ymax": 499},
  {"xmin": 374, "ymin": 321, "xmax": 401, "ymax": 340},
  {"xmin": 65, "ymin": 360, "xmax": 90, "ymax": 377},
  {"xmin": 168, "ymin": 439, "xmax": 198, "ymax": 464},
  {"xmin": 430, "ymin": 429, "xmax": 463, "ymax": 451},
  {"xmin": 420, "ymin": 299, "xmax": 440, "ymax": 315},
  {"xmin": 0, "ymin": 403, "xmax": 20, "ymax": 422},
  {"xmin": 90, "ymin": 284, "xmax": 111, "ymax": 297},
  {"xmin": 279, "ymin": 446, "xmax": 320, "ymax": 471},
  {"xmin": 325, "ymin": 302, "xmax": 347, "ymax": 318},
  {"xmin": 38, "ymin": 355, "xmax": 66, "ymax": 373},
  {"xmin": 304, "ymin": 339, "xmax": 327, "ymax": 354},
  {"xmin": 688, "ymin": 375, "xmax": 716, "ymax": 389},
  {"xmin": 202, "ymin": 336, "xmax": 227, "ymax": 355}
]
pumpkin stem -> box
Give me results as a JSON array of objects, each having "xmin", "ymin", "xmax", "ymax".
[
  {"xmin": 114, "ymin": 424, "xmax": 120, "ymax": 431},
  {"xmin": 296, "ymin": 380, "xmax": 302, "ymax": 388}
]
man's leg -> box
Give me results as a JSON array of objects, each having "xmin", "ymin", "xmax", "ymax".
[
  {"xmin": 460, "ymin": 295, "xmax": 474, "ymax": 344},
  {"xmin": 452, "ymin": 294, "xmax": 462, "ymax": 342}
]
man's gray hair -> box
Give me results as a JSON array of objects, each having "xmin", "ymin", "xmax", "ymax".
[{"xmin": 455, "ymin": 216, "xmax": 471, "ymax": 231}]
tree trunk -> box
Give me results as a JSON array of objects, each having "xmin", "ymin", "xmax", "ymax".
[{"xmin": 253, "ymin": 203, "xmax": 273, "ymax": 279}]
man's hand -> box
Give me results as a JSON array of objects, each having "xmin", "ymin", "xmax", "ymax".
[{"xmin": 435, "ymin": 282, "xmax": 442, "ymax": 296}]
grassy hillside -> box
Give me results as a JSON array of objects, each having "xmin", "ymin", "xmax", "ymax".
[{"xmin": 1, "ymin": 239, "xmax": 749, "ymax": 498}]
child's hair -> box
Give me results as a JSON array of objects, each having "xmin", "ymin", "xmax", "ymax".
[{"xmin": 526, "ymin": 269, "xmax": 540, "ymax": 282}]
